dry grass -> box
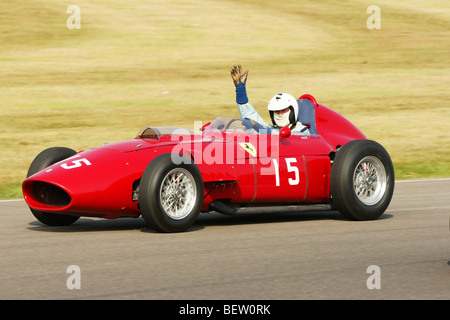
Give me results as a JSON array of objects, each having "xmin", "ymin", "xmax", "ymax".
[{"xmin": 1, "ymin": 0, "xmax": 449, "ymax": 198}]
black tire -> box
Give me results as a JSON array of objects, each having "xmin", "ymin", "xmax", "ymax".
[
  {"xmin": 330, "ymin": 140, "xmax": 394, "ymax": 220},
  {"xmin": 26, "ymin": 147, "xmax": 80, "ymax": 226},
  {"xmin": 139, "ymin": 154, "xmax": 204, "ymax": 232}
]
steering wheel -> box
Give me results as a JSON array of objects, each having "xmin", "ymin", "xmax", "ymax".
[{"xmin": 224, "ymin": 118, "xmax": 242, "ymax": 131}]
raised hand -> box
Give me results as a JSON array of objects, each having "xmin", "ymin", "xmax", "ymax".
[{"xmin": 230, "ymin": 64, "xmax": 249, "ymax": 86}]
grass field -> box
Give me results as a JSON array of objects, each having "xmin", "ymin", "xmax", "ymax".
[{"xmin": 1, "ymin": 0, "xmax": 449, "ymax": 199}]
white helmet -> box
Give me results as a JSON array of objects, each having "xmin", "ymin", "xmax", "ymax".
[{"xmin": 267, "ymin": 93, "xmax": 299, "ymax": 128}]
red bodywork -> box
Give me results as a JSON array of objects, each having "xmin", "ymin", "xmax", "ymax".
[{"xmin": 22, "ymin": 96, "xmax": 366, "ymax": 219}]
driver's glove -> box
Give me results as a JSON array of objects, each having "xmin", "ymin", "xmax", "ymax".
[{"xmin": 230, "ymin": 65, "xmax": 249, "ymax": 104}]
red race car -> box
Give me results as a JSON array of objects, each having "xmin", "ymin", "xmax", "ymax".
[{"xmin": 22, "ymin": 95, "xmax": 395, "ymax": 232}]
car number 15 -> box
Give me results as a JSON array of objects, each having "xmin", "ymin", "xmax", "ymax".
[{"xmin": 272, "ymin": 158, "xmax": 300, "ymax": 186}]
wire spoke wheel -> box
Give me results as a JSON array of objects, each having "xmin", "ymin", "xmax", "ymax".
[
  {"xmin": 353, "ymin": 156, "xmax": 387, "ymax": 206},
  {"xmin": 159, "ymin": 168, "xmax": 197, "ymax": 220},
  {"xmin": 139, "ymin": 154, "xmax": 203, "ymax": 232},
  {"xmin": 330, "ymin": 140, "xmax": 394, "ymax": 221}
]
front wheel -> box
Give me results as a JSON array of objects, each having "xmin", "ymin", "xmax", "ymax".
[
  {"xmin": 330, "ymin": 140, "xmax": 395, "ymax": 220},
  {"xmin": 139, "ymin": 154, "xmax": 204, "ymax": 232}
]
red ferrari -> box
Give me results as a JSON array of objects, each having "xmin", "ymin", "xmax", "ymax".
[{"xmin": 22, "ymin": 95, "xmax": 395, "ymax": 232}]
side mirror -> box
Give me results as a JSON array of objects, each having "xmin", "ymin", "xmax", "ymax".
[{"xmin": 280, "ymin": 126, "xmax": 291, "ymax": 139}]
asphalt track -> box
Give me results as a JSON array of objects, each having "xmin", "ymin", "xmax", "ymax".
[{"xmin": 0, "ymin": 178, "xmax": 449, "ymax": 300}]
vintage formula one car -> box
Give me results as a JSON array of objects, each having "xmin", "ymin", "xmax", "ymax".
[{"xmin": 22, "ymin": 94, "xmax": 395, "ymax": 232}]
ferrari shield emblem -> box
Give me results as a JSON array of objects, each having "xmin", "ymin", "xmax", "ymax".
[{"xmin": 239, "ymin": 142, "xmax": 257, "ymax": 157}]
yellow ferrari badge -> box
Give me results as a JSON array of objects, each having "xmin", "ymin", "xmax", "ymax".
[{"xmin": 239, "ymin": 142, "xmax": 257, "ymax": 157}]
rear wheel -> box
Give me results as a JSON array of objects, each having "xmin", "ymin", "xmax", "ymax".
[
  {"xmin": 330, "ymin": 140, "xmax": 394, "ymax": 220},
  {"xmin": 139, "ymin": 154, "xmax": 204, "ymax": 232},
  {"xmin": 26, "ymin": 147, "xmax": 80, "ymax": 226}
]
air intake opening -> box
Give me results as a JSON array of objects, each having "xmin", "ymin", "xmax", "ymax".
[{"xmin": 32, "ymin": 182, "xmax": 71, "ymax": 207}]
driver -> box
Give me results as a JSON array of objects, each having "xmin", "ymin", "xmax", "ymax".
[{"xmin": 230, "ymin": 65, "xmax": 310, "ymax": 135}]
